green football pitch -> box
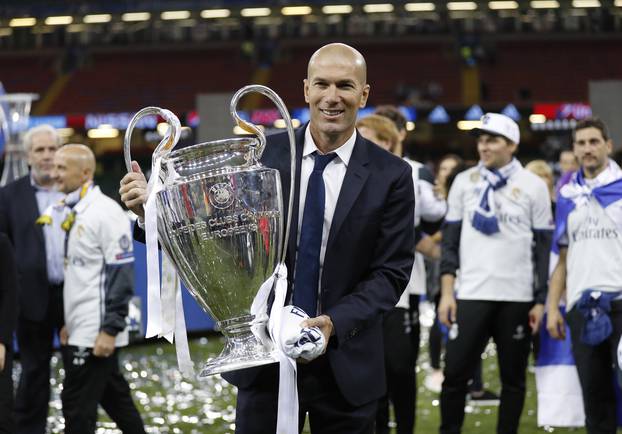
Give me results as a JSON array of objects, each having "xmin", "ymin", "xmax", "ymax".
[{"xmin": 36, "ymin": 332, "xmax": 612, "ymax": 433}]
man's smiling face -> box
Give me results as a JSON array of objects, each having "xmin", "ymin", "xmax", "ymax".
[{"xmin": 304, "ymin": 46, "xmax": 369, "ymax": 149}]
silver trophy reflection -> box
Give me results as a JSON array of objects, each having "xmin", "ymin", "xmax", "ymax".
[
  {"xmin": 124, "ymin": 86, "xmax": 295, "ymax": 376},
  {"xmin": 0, "ymin": 93, "xmax": 39, "ymax": 186}
]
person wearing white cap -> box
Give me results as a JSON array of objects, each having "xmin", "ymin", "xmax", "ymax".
[{"xmin": 438, "ymin": 113, "xmax": 553, "ymax": 433}]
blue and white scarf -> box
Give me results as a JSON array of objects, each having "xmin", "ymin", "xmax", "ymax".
[
  {"xmin": 553, "ymin": 159, "xmax": 622, "ymax": 251},
  {"xmin": 471, "ymin": 158, "xmax": 522, "ymax": 235}
]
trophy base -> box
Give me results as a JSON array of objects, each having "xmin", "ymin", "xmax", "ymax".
[{"xmin": 200, "ymin": 315, "xmax": 278, "ymax": 377}]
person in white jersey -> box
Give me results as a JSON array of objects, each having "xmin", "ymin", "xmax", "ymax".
[
  {"xmin": 52, "ymin": 145, "xmax": 145, "ymax": 434},
  {"xmin": 438, "ymin": 113, "xmax": 553, "ymax": 434},
  {"xmin": 546, "ymin": 118, "xmax": 622, "ymax": 434}
]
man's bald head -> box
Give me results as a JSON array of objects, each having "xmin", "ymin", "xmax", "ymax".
[
  {"xmin": 53, "ymin": 144, "xmax": 96, "ymax": 193},
  {"xmin": 303, "ymin": 43, "xmax": 370, "ymax": 153},
  {"xmin": 59, "ymin": 144, "xmax": 96, "ymax": 174},
  {"xmin": 307, "ymin": 43, "xmax": 367, "ymax": 85}
]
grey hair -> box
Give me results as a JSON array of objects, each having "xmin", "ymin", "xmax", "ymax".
[{"xmin": 23, "ymin": 124, "xmax": 60, "ymax": 151}]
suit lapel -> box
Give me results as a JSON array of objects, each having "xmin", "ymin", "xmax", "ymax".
[{"xmin": 326, "ymin": 134, "xmax": 370, "ymax": 251}]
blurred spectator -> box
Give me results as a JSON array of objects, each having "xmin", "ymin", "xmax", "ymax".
[
  {"xmin": 51, "ymin": 145, "xmax": 145, "ymax": 434},
  {"xmin": 357, "ymin": 114, "xmax": 416, "ymax": 434},
  {"xmin": 0, "ymin": 124, "xmax": 64, "ymax": 434},
  {"xmin": 434, "ymin": 154, "xmax": 464, "ymax": 200},
  {"xmin": 0, "ymin": 233, "xmax": 18, "ymax": 434},
  {"xmin": 425, "ymin": 154, "xmax": 465, "ymax": 394},
  {"xmin": 559, "ymin": 149, "xmax": 579, "ymax": 175},
  {"xmin": 526, "ymin": 160, "xmax": 555, "ymax": 209},
  {"xmin": 556, "ymin": 149, "xmax": 579, "ymax": 195},
  {"xmin": 356, "ymin": 114, "xmax": 400, "ymax": 154}
]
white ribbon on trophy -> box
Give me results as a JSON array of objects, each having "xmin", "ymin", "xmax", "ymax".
[
  {"xmin": 127, "ymin": 85, "xmax": 300, "ymax": 433},
  {"xmin": 250, "ymin": 264, "xmax": 298, "ymax": 434},
  {"xmin": 129, "ymin": 108, "xmax": 194, "ymax": 376}
]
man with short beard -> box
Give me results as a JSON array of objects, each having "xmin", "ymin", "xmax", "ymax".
[
  {"xmin": 547, "ymin": 118, "xmax": 622, "ymax": 434},
  {"xmin": 0, "ymin": 125, "xmax": 64, "ymax": 434}
]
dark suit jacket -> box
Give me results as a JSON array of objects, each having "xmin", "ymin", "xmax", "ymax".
[
  {"xmin": 0, "ymin": 233, "xmax": 18, "ymax": 346},
  {"xmin": 0, "ymin": 175, "xmax": 50, "ymax": 322},
  {"xmin": 225, "ymin": 126, "xmax": 415, "ymax": 406}
]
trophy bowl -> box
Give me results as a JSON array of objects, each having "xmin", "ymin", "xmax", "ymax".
[
  {"xmin": 124, "ymin": 85, "xmax": 296, "ymax": 377},
  {"xmin": 158, "ymin": 137, "xmax": 282, "ymax": 375}
]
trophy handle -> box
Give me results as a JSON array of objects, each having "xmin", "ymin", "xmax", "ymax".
[
  {"xmin": 124, "ymin": 107, "xmax": 182, "ymax": 173},
  {"xmin": 230, "ymin": 85, "xmax": 296, "ymax": 268}
]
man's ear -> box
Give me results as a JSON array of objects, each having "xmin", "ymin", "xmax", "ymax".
[
  {"xmin": 303, "ymin": 79, "xmax": 310, "ymax": 104},
  {"xmin": 359, "ymin": 84, "xmax": 370, "ymax": 108}
]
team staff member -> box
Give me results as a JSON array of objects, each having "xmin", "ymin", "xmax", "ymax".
[
  {"xmin": 52, "ymin": 145, "xmax": 145, "ymax": 434},
  {"xmin": 358, "ymin": 110, "xmax": 445, "ymax": 434},
  {"xmin": 0, "ymin": 125, "xmax": 64, "ymax": 434},
  {"xmin": 0, "ymin": 233, "xmax": 18, "ymax": 434},
  {"xmin": 547, "ymin": 118, "xmax": 622, "ymax": 434},
  {"xmin": 120, "ymin": 43, "xmax": 416, "ymax": 434},
  {"xmin": 438, "ymin": 113, "xmax": 553, "ymax": 434}
]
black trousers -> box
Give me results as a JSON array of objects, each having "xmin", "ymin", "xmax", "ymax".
[
  {"xmin": 235, "ymin": 357, "xmax": 377, "ymax": 434},
  {"xmin": 61, "ymin": 346, "xmax": 145, "ymax": 434},
  {"xmin": 0, "ymin": 346, "xmax": 14, "ymax": 434},
  {"xmin": 376, "ymin": 305, "xmax": 419, "ymax": 434},
  {"xmin": 429, "ymin": 294, "xmax": 485, "ymax": 391},
  {"xmin": 429, "ymin": 293, "xmax": 443, "ymax": 370},
  {"xmin": 440, "ymin": 300, "xmax": 532, "ymax": 434},
  {"xmin": 14, "ymin": 283, "xmax": 64, "ymax": 434},
  {"xmin": 566, "ymin": 300, "xmax": 622, "ymax": 434}
]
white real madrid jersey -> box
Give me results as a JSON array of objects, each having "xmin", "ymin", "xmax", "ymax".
[
  {"xmin": 64, "ymin": 186, "xmax": 134, "ymax": 348},
  {"xmin": 398, "ymin": 159, "xmax": 446, "ymax": 305},
  {"xmin": 561, "ymin": 196, "xmax": 622, "ymax": 309},
  {"xmin": 446, "ymin": 165, "xmax": 553, "ymax": 301}
]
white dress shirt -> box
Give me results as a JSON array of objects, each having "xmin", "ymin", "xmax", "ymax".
[
  {"xmin": 31, "ymin": 176, "xmax": 65, "ymax": 285},
  {"xmin": 294, "ymin": 126, "xmax": 356, "ymax": 310}
]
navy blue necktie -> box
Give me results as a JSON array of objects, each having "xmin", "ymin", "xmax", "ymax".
[{"xmin": 293, "ymin": 152, "xmax": 337, "ymax": 317}]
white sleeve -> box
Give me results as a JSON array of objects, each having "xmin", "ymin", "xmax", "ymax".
[
  {"xmin": 531, "ymin": 179, "xmax": 554, "ymax": 230},
  {"xmin": 100, "ymin": 207, "xmax": 135, "ymax": 265},
  {"xmin": 418, "ymin": 179, "xmax": 447, "ymax": 223},
  {"xmin": 445, "ymin": 174, "xmax": 464, "ymax": 223}
]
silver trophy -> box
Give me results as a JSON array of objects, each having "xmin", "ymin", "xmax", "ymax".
[
  {"xmin": 0, "ymin": 93, "xmax": 39, "ymax": 186},
  {"xmin": 124, "ymin": 85, "xmax": 296, "ymax": 376}
]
